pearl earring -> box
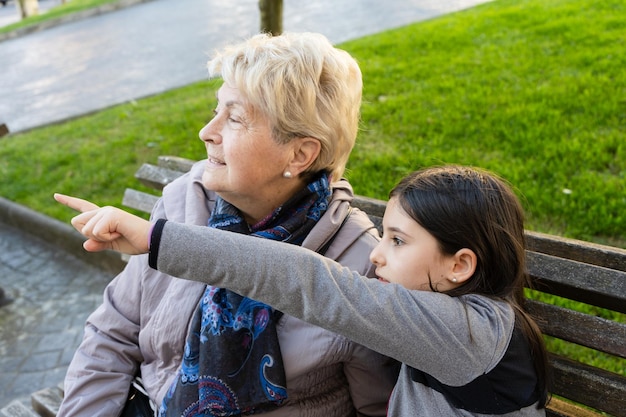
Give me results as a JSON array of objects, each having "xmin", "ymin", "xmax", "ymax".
[
  {"xmin": 451, "ymin": 278, "xmax": 458, "ymax": 283},
  {"xmin": 283, "ymin": 171, "xmax": 293, "ymax": 179}
]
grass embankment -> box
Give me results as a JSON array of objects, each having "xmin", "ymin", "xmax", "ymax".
[
  {"xmin": 345, "ymin": 0, "xmax": 625, "ymax": 247},
  {"xmin": 0, "ymin": 0, "xmax": 623, "ymax": 376},
  {"xmin": 2, "ymin": 0, "xmax": 623, "ymax": 245}
]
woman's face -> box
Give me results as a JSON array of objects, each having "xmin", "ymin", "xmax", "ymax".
[
  {"xmin": 199, "ymin": 84, "xmax": 296, "ymax": 222},
  {"xmin": 370, "ymin": 197, "xmax": 455, "ymax": 291}
]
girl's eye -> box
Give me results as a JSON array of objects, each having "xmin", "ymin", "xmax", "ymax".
[{"xmin": 380, "ymin": 232, "xmax": 404, "ymax": 246}]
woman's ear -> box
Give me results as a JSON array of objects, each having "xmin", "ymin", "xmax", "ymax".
[
  {"xmin": 287, "ymin": 137, "xmax": 321, "ymax": 175},
  {"xmin": 450, "ymin": 248, "xmax": 477, "ymax": 284}
]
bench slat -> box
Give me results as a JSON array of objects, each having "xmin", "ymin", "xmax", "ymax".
[
  {"xmin": 134, "ymin": 163, "xmax": 185, "ymax": 190},
  {"xmin": 122, "ymin": 189, "xmax": 159, "ymax": 214},
  {"xmin": 527, "ymin": 252, "xmax": 626, "ymax": 314},
  {"xmin": 0, "ymin": 401, "xmax": 41, "ymax": 417},
  {"xmin": 527, "ymin": 230, "xmax": 626, "ymax": 272},
  {"xmin": 546, "ymin": 397, "xmax": 605, "ymax": 417},
  {"xmin": 352, "ymin": 195, "xmax": 386, "ymax": 218},
  {"xmin": 526, "ymin": 300, "xmax": 626, "ymax": 358},
  {"xmin": 352, "ymin": 195, "xmax": 626, "ymax": 272},
  {"xmin": 550, "ymin": 355, "xmax": 626, "ymax": 417},
  {"xmin": 30, "ymin": 386, "xmax": 63, "ymax": 417},
  {"xmin": 158, "ymin": 155, "xmax": 196, "ymax": 172}
]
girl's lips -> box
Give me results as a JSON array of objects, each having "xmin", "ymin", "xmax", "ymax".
[{"xmin": 375, "ymin": 270, "xmax": 389, "ymax": 283}]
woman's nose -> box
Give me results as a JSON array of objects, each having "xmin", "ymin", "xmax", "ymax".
[{"xmin": 199, "ymin": 119, "xmax": 221, "ymax": 144}]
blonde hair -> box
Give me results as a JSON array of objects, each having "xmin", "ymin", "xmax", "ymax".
[{"xmin": 207, "ymin": 32, "xmax": 362, "ymax": 181}]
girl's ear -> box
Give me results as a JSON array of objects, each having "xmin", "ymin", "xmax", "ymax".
[{"xmin": 450, "ymin": 248, "xmax": 477, "ymax": 284}]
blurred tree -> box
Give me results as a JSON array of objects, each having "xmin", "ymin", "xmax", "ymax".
[
  {"xmin": 16, "ymin": 0, "xmax": 39, "ymax": 18},
  {"xmin": 259, "ymin": 0, "xmax": 282, "ymax": 35}
]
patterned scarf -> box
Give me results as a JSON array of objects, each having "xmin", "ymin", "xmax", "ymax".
[{"xmin": 160, "ymin": 172, "xmax": 331, "ymax": 417}]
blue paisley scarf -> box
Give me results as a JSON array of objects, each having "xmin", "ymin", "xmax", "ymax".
[{"xmin": 160, "ymin": 172, "xmax": 332, "ymax": 417}]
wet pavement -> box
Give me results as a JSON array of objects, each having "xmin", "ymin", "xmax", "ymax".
[
  {"xmin": 0, "ymin": 0, "xmax": 491, "ymax": 410},
  {"xmin": 0, "ymin": 0, "xmax": 491, "ymax": 133},
  {"xmin": 0, "ymin": 221, "xmax": 115, "ymax": 407},
  {"xmin": 0, "ymin": 197, "xmax": 125, "ymax": 408}
]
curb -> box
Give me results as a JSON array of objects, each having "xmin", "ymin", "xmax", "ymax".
[
  {"xmin": 0, "ymin": 196, "xmax": 125, "ymax": 274},
  {"xmin": 0, "ymin": 0, "xmax": 156, "ymax": 43}
]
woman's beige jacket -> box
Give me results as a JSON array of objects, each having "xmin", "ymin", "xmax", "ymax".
[{"xmin": 57, "ymin": 161, "xmax": 398, "ymax": 417}]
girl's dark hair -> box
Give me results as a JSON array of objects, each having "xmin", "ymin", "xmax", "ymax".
[{"xmin": 389, "ymin": 165, "xmax": 549, "ymax": 407}]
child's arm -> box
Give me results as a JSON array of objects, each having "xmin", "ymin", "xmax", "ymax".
[
  {"xmin": 55, "ymin": 194, "xmax": 511, "ymax": 382},
  {"xmin": 150, "ymin": 220, "xmax": 512, "ymax": 383},
  {"xmin": 53, "ymin": 193, "xmax": 152, "ymax": 254}
]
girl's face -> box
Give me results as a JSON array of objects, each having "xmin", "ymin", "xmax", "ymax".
[
  {"xmin": 370, "ymin": 197, "xmax": 456, "ymax": 291},
  {"xmin": 198, "ymin": 84, "xmax": 296, "ymax": 222}
]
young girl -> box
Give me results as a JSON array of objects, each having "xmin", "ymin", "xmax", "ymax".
[{"xmin": 55, "ymin": 165, "xmax": 550, "ymax": 416}]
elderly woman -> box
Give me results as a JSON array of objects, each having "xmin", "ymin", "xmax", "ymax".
[{"xmin": 57, "ymin": 32, "xmax": 398, "ymax": 417}]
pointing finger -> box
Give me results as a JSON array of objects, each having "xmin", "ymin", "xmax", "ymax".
[{"xmin": 54, "ymin": 193, "xmax": 100, "ymax": 213}]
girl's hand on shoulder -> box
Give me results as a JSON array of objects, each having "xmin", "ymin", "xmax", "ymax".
[{"xmin": 54, "ymin": 193, "xmax": 151, "ymax": 255}]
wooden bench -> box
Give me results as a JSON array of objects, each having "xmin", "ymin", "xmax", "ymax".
[{"xmin": 4, "ymin": 155, "xmax": 625, "ymax": 417}]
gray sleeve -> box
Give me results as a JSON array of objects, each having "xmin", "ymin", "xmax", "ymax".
[{"xmin": 156, "ymin": 221, "xmax": 515, "ymax": 386}]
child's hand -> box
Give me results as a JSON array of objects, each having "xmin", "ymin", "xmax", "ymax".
[{"xmin": 54, "ymin": 193, "xmax": 151, "ymax": 255}]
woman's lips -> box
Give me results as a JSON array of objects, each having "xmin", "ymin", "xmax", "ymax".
[{"xmin": 207, "ymin": 156, "xmax": 225, "ymax": 166}]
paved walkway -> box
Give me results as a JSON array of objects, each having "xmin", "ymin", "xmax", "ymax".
[
  {"xmin": 0, "ymin": 221, "xmax": 117, "ymax": 407},
  {"xmin": 0, "ymin": 0, "xmax": 491, "ymax": 410},
  {"xmin": 0, "ymin": 0, "xmax": 491, "ymax": 133},
  {"xmin": 0, "ymin": 197, "xmax": 125, "ymax": 409}
]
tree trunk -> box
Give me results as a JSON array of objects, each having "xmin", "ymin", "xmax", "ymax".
[
  {"xmin": 16, "ymin": 0, "xmax": 39, "ymax": 19},
  {"xmin": 259, "ymin": 0, "xmax": 283, "ymax": 35}
]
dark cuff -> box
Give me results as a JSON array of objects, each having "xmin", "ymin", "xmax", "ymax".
[{"xmin": 148, "ymin": 218, "xmax": 167, "ymax": 270}]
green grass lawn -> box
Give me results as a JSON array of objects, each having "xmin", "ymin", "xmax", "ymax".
[
  {"xmin": 2, "ymin": 0, "xmax": 622, "ymax": 247},
  {"xmin": 344, "ymin": 0, "xmax": 625, "ymax": 247},
  {"xmin": 0, "ymin": 0, "xmax": 624, "ymax": 383}
]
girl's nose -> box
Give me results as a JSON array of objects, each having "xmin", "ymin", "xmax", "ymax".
[{"xmin": 369, "ymin": 242, "xmax": 384, "ymax": 266}]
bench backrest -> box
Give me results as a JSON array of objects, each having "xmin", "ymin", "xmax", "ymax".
[{"xmin": 124, "ymin": 156, "xmax": 626, "ymax": 417}]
